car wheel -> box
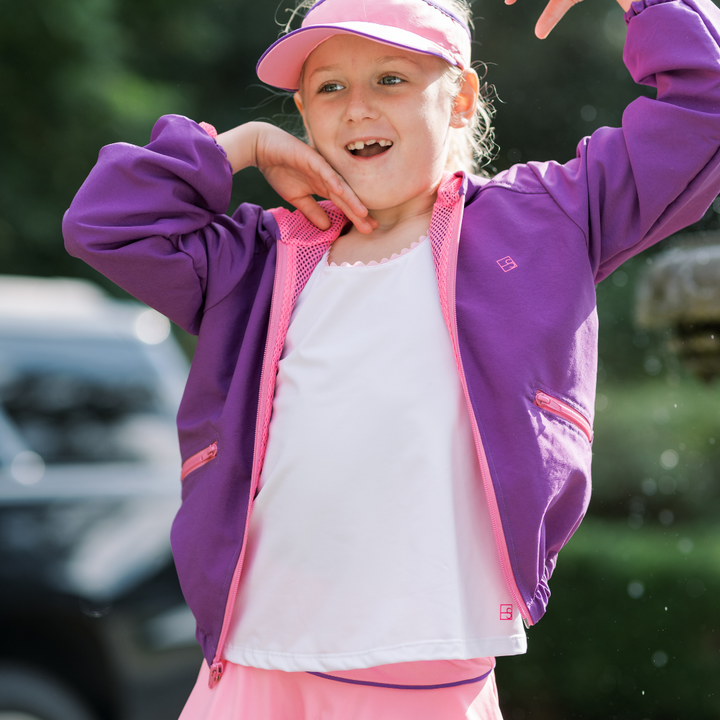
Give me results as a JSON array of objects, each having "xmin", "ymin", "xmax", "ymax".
[{"xmin": 0, "ymin": 665, "xmax": 97, "ymax": 720}]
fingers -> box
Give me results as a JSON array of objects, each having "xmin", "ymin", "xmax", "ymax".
[
  {"xmin": 294, "ymin": 197, "xmax": 332, "ymax": 230},
  {"xmin": 295, "ymin": 189, "xmax": 376, "ymax": 234},
  {"xmin": 295, "ymin": 164, "xmax": 376, "ymax": 233},
  {"xmin": 328, "ymin": 192, "xmax": 378, "ymax": 234},
  {"xmin": 309, "ymin": 157, "xmax": 377, "ymax": 232},
  {"xmin": 310, "ymin": 157, "xmax": 365, "ymax": 215},
  {"xmin": 256, "ymin": 126, "xmax": 377, "ymax": 233},
  {"xmin": 327, "ymin": 177, "xmax": 369, "ymax": 221},
  {"xmin": 535, "ymin": 0, "xmax": 579, "ymax": 38}
]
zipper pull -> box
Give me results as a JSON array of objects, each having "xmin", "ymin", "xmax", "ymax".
[
  {"xmin": 208, "ymin": 661, "xmax": 224, "ymax": 689},
  {"xmin": 534, "ymin": 390, "xmax": 593, "ymax": 443},
  {"xmin": 202, "ymin": 443, "xmax": 218, "ymax": 462},
  {"xmin": 535, "ymin": 391, "xmax": 553, "ymax": 408}
]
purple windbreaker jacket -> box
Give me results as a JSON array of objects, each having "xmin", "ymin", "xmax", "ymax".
[{"xmin": 63, "ymin": 0, "xmax": 720, "ymax": 686}]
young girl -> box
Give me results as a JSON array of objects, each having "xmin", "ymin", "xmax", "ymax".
[{"xmin": 63, "ymin": 0, "xmax": 720, "ymax": 716}]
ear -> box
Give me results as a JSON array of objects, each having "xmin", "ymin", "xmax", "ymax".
[
  {"xmin": 450, "ymin": 68, "xmax": 480, "ymax": 129},
  {"xmin": 293, "ymin": 91, "xmax": 315, "ymax": 147}
]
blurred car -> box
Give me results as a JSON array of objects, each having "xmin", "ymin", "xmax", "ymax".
[{"xmin": 0, "ymin": 276, "xmax": 201, "ymax": 720}]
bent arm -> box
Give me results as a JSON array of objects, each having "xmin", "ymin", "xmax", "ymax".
[{"xmin": 63, "ymin": 115, "xmax": 278, "ymax": 334}]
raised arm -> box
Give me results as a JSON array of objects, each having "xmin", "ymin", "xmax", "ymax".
[{"xmin": 506, "ymin": 0, "xmax": 720, "ymax": 282}]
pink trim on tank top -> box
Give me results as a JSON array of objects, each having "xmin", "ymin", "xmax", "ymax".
[{"xmin": 327, "ymin": 236, "xmax": 428, "ymax": 267}]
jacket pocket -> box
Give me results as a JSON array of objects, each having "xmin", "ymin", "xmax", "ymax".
[
  {"xmin": 534, "ymin": 390, "xmax": 593, "ymax": 443},
  {"xmin": 181, "ymin": 441, "xmax": 218, "ymax": 482}
]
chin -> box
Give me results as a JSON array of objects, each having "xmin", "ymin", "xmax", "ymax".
[{"xmin": 347, "ymin": 183, "xmax": 409, "ymax": 211}]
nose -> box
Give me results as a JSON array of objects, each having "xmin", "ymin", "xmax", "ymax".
[{"xmin": 342, "ymin": 84, "xmax": 379, "ymax": 124}]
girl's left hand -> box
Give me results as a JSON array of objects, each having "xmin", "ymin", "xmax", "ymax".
[
  {"xmin": 216, "ymin": 122, "xmax": 377, "ymax": 234},
  {"xmin": 507, "ymin": 0, "xmax": 633, "ymax": 39}
]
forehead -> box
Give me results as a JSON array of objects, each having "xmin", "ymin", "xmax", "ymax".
[{"xmin": 302, "ymin": 33, "xmax": 445, "ymax": 78}]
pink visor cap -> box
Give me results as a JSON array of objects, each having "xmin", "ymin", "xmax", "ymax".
[{"xmin": 256, "ymin": 0, "xmax": 472, "ymax": 92}]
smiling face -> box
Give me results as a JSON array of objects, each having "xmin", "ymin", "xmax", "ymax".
[{"xmin": 294, "ymin": 34, "xmax": 462, "ymax": 215}]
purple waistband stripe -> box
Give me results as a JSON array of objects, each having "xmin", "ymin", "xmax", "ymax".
[{"xmin": 306, "ymin": 667, "xmax": 493, "ymax": 690}]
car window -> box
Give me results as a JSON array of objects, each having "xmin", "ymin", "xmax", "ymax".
[{"xmin": 0, "ymin": 335, "xmax": 178, "ymax": 465}]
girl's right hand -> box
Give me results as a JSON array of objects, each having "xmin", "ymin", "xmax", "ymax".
[{"xmin": 216, "ymin": 122, "xmax": 377, "ymax": 234}]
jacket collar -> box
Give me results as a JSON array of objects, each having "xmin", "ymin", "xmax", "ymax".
[{"xmin": 274, "ymin": 171, "xmax": 467, "ymax": 248}]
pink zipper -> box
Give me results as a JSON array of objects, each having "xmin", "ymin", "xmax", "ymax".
[
  {"xmin": 206, "ymin": 241, "xmax": 290, "ymax": 689},
  {"xmin": 180, "ymin": 441, "xmax": 217, "ymax": 482},
  {"xmin": 534, "ymin": 390, "xmax": 593, "ymax": 443},
  {"xmin": 436, "ymin": 176, "xmax": 533, "ymax": 627},
  {"xmin": 205, "ymin": 204, "xmax": 344, "ymax": 689}
]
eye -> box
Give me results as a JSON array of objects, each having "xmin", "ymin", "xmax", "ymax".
[
  {"xmin": 319, "ymin": 82, "xmax": 345, "ymax": 94},
  {"xmin": 379, "ymin": 75, "xmax": 403, "ymax": 86}
]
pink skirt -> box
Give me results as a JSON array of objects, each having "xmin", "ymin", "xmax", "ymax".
[{"xmin": 179, "ymin": 657, "xmax": 502, "ymax": 720}]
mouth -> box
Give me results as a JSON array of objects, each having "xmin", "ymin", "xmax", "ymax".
[{"xmin": 345, "ymin": 139, "xmax": 393, "ymax": 158}]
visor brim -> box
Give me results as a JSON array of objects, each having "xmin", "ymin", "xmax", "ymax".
[{"xmin": 256, "ymin": 22, "xmax": 463, "ymax": 92}]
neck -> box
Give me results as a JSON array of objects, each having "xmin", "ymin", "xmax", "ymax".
[
  {"xmin": 364, "ymin": 181, "xmax": 439, "ymax": 238},
  {"xmin": 328, "ymin": 182, "xmax": 441, "ymax": 266}
]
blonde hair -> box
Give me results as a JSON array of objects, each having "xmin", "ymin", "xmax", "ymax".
[{"xmin": 283, "ymin": 0, "xmax": 496, "ymax": 175}]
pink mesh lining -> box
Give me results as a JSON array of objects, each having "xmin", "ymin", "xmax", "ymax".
[{"xmin": 429, "ymin": 172, "xmax": 464, "ymax": 331}]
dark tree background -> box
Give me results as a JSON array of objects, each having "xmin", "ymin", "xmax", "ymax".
[{"xmin": 1, "ymin": 0, "xmax": 719, "ymax": 717}]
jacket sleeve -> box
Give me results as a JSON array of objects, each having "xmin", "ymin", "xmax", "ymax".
[
  {"xmin": 518, "ymin": 0, "xmax": 720, "ymax": 282},
  {"xmin": 62, "ymin": 114, "xmax": 279, "ymax": 334}
]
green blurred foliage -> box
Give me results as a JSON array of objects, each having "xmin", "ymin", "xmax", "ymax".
[
  {"xmin": 0, "ymin": 0, "xmax": 286, "ymax": 280},
  {"xmin": 499, "ymin": 518, "xmax": 720, "ymax": 719},
  {"xmin": 592, "ymin": 379, "xmax": 720, "ymax": 522}
]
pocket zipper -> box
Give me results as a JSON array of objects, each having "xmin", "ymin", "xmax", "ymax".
[
  {"xmin": 181, "ymin": 441, "xmax": 218, "ymax": 482},
  {"xmin": 534, "ymin": 391, "xmax": 593, "ymax": 443}
]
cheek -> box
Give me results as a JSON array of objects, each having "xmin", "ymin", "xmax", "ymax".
[
  {"xmin": 304, "ymin": 118, "xmax": 331, "ymax": 155},
  {"xmin": 300, "ymin": 95, "xmax": 331, "ymax": 146},
  {"xmin": 411, "ymin": 92, "xmax": 454, "ymax": 153}
]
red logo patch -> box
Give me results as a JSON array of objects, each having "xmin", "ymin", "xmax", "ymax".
[
  {"xmin": 497, "ymin": 256, "xmax": 517, "ymax": 272},
  {"xmin": 500, "ymin": 604, "xmax": 514, "ymax": 620}
]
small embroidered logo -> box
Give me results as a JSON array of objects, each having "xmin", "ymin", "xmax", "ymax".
[
  {"xmin": 500, "ymin": 604, "xmax": 514, "ymax": 620},
  {"xmin": 497, "ymin": 256, "xmax": 517, "ymax": 272}
]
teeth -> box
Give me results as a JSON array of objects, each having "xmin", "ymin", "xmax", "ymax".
[{"xmin": 346, "ymin": 139, "xmax": 393, "ymax": 151}]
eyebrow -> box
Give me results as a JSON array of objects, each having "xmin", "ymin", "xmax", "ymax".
[
  {"xmin": 376, "ymin": 55, "xmax": 422, "ymax": 67},
  {"xmin": 308, "ymin": 64, "xmax": 342, "ymax": 81},
  {"xmin": 307, "ymin": 54, "xmax": 422, "ymax": 81}
]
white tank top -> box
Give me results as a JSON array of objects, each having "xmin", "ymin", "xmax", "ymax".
[{"xmin": 223, "ymin": 237, "xmax": 526, "ymax": 672}]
